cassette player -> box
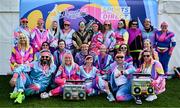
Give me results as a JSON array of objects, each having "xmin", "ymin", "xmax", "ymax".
[{"xmin": 63, "ymin": 80, "xmax": 86, "ymax": 100}]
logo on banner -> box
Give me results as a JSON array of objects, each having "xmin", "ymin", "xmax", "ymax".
[
  {"xmin": 59, "ymin": 9, "xmax": 88, "ymax": 19},
  {"xmin": 101, "ymin": 6, "xmax": 130, "ymax": 20}
]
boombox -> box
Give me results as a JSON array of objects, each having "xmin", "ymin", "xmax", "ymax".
[
  {"xmin": 63, "ymin": 80, "xmax": 86, "ymax": 100},
  {"xmin": 131, "ymin": 73, "xmax": 154, "ymax": 96}
]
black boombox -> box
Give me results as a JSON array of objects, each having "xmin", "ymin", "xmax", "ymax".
[{"xmin": 63, "ymin": 80, "xmax": 86, "ymax": 100}]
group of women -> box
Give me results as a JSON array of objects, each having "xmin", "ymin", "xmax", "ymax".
[{"xmin": 9, "ymin": 17, "xmax": 176, "ymax": 104}]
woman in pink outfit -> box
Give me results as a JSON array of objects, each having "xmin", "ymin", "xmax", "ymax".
[
  {"xmin": 40, "ymin": 52, "xmax": 80, "ymax": 98},
  {"xmin": 30, "ymin": 18, "xmax": 50, "ymax": 53},
  {"xmin": 89, "ymin": 22, "xmax": 103, "ymax": 55},
  {"xmin": 10, "ymin": 33, "xmax": 33, "ymax": 71}
]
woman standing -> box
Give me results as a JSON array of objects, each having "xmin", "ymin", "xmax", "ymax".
[
  {"xmin": 89, "ymin": 22, "xmax": 103, "ymax": 55},
  {"xmin": 127, "ymin": 19, "xmax": 143, "ymax": 68},
  {"xmin": 155, "ymin": 22, "xmax": 176, "ymax": 74},
  {"xmin": 49, "ymin": 21, "xmax": 60, "ymax": 52},
  {"xmin": 13, "ymin": 18, "xmax": 31, "ymax": 46},
  {"xmin": 59, "ymin": 20, "xmax": 75, "ymax": 54},
  {"xmin": 31, "ymin": 18, "xmax": 50, "ymax": 53},
  {"xmin": 102, "ymin": 20, "xmax": 116, "ymax": 52},
  {"xmin": 141, "ymin": 18, "xmax": 157, "ymax": 46},
  {"xmin": 114, "ymin": 19, "xmax": 129, "ymax": 49}
]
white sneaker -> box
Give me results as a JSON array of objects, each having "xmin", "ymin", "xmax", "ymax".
[
  {"xmin": 107, "ymin": 93, "xmax": 115, "ymax": 102},
  {"xmin": 145, "ymin": 95, "xmax": 157, "ymax": 102},
  {"xmin": 40, "ymin": 92, "xmax": 49, "ymax": 99}
]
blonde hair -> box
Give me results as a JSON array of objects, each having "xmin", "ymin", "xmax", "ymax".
[
  {"xmin": 61, "ymin": 52, "xmax": 75, "ymax": 67},
  {"xmin": 17, "ymin": 33, "xmax": 30, "ymax": 50}
]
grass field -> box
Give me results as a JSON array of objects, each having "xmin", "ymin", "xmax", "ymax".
[{"xmin": 0, "ymin": 75, "xmax": 180, "ymax": 107}]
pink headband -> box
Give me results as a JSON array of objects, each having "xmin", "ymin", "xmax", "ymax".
[
  {"xmin": 64, "ymin": 53, "xmax": 72, "ymax": 58},
  {"xmin": 64, "ymin": 20, "xmax": 71, "ymax": 24},
  {"xmin": 161, "ymin": 22, "xmax": 168, "ymax": 27},
  {"xmin": 21, "ymin": 18, "xmax": 28, "ymax": 22},
  {"xmin": 85, "ymin": 55, "xmax": 93, "ymax": 60},
  {"xmin": 40, "ymin": 49, "xmax": 51, "ymax": 56},
  {"xmin": 38, "ymin": 18, "xmax": 44, "ymax": 23},
  {"xmin": 41, "ymin": 52, "xmax": 51, "ymax": 57},
  {"xmin": 104, "ymin": 20, "xmax": 111, "ymax": 24}
]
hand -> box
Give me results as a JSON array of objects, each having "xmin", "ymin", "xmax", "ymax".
[
  {"xmin": 151, "ymin": 80, "xmax": 157, "ymax": 87},
  {"xmin": 35, "ymin": 45, "xmax": 38, "ymax": 48},
  {"xmin": 115, "ymin": 71, "xmax": 123, "ymax": 78},
  {"xmin": 14, "ymin": 64, "xmax": 21, "ymax": 69},
  {"xmin": 136, "ymin": 68, "xmax": 142, "ymax": 73},
  {"xmin": 169, "ymin": 47, "xmax": 174, "ymax": 55},
  {"xmin": 109, "ymin": 48, "xmax": 114, "ymax": 51},
  {"xmin": 9, "ymin": 78, "xmax": 17, "ymax": 87},
  {"xmin": 76, "ymin": 46, "xmax": 80, "ymax": 50},
  {"xmin": 169, "ymin": 50, "xmax": 172, "ymax": 55}
]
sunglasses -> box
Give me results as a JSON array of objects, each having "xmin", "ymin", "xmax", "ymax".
[
  {"xmin": 22, "ymin": 21, "xmax": 28, "ymax": 23},
  {"xmin": 104, "ymin": 24, "xmax": 110, "ymax": 26},
  {"xmin": 64, "ymin": 24, "xmax": 70, "ymax": 26},
  {"xmin": 132, "ymin": 23, "xmax": 138, "ymax": 25},
  {"xmin": 42, "ymin": 44, "xmax": 48, "ymax": 46},
  {"xmin": 19, "ymin": 37, "xmax": 26, "ymax": 39},
  {"xmin": 38, "ymin": 22, "xmax": 44, "ymax": 24},
  {"xmin": 41, "ymin": 56, "xmax": 49, "ymax": 59},
  {"xmin": 161, "ymin": 26, "xmax": 167, "ymax": 28},
  {"xmin": 121, "ymin": 47, "xmax": 127, "ymax": 49},
  {"xmin": 80, "ymin": 23, "xmax": 85, "ymax": 27},
  {"xmin": 116, "ymin": 56, "xmax": 124, "ymax": 59},
  {"xmin": 118, "ymin": 22, "xmax": 124, "ymax": 25},
  {"xmin": 92, "ymin": 25, "xmax": 98, "ymax": 28},
  {"xmin": 143, "ymin": 55, "xmax": 150, "ymax": 58},
  {"xmin": 85, "ymin": 57, "xmax": 93, "ymax": 60}
]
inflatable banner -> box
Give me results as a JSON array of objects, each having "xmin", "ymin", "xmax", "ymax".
[{"xmin": 20, "ymin": 0, "xmax": 158, "ymax": 30}]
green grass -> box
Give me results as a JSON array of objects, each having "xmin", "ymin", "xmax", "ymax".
[{"xmin": 0, "ymin": 75, "xmax": 180, "ymax": 107}]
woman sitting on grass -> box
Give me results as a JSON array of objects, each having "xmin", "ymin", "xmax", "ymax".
[
  {"xmin": 135, "ymin": 49, "xmax": 166, "ymax": 104},
  {"xmin": 79, "ymin": 55, "xmax": 115, "ymax": 102},
  {"xmin": 10, "ymin": 33, "xmax": 33, "ymax": 71}
]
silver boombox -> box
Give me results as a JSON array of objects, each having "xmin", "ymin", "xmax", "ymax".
[
  {"xmin": 131, "ymin": 73, "xmax": 154, "ymax": 96},
  {"xmin": 63, "ymin": 80, "xmax": 86, "ymax": 100}
]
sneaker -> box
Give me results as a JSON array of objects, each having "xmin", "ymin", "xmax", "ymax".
[
  {"xmin": 14, "ymin": 92, "xmax": 25, "ymax": 104},
  {"xmin": 135, "ymin": 98, "xmax": 142, "ymax": 105},
  {"xmin": 40, "ymin": 92, "xmax": 49, "ymax": 99},
  {"xmin": 10, "ymin": 92, "xmax": 19, "ymax": 99},
  {"xmin": 107, "ymin": 93, "xmax": 115, "ymax": 102},
  {"xmin": 145, "ymin": 95, "xmax": 157, "ymax": 102},
  {"xmin": 87, "ymin": 89, "xmax": 99, "ymax": 96},
  {"xmin": 134, "ymin": 96, "xmax": 142, "ymax": 105}
]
